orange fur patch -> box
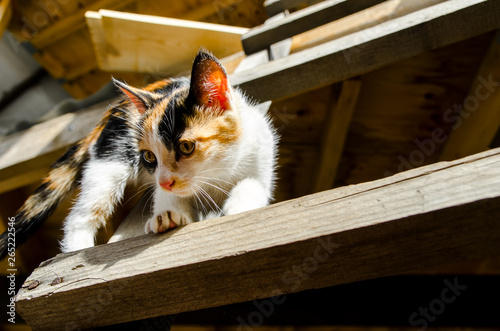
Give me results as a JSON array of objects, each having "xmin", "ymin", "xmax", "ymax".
[{"xmin": 184, "ymin": 108, "xmax": 241, "ymax": 146}]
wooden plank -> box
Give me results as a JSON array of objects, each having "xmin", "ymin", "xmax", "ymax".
[
  {"xmin": 86, "ymin": 10, "xmax": 248, "ymax": 75},
  {"xmin": 439, "ymin": 31, "xmax": 500, "ymax": 161},
  {"xmin": 232, "ymin": 12, "xmax": 292, "ymax": 74},
  {"xmin": 241, "ymin": 0, "xmax": 386, "ymax": 54},
  {"xmin": 0, "ymin": 102, "xmax": 107, "ymax": 193},
  {"xmin": 312, "ymin": 79, "xmax": 360, "ymax": 192},
  {"xmin": 291, "ymin": 0, "xmax": 449, "ymax": 53},
  {"xmin": 232, "ymin": 0, "xmax": 500, "ymax": 102},
  {"xmin": 15, "ymin": 148, "xmax": 500, "ymax": 330}
]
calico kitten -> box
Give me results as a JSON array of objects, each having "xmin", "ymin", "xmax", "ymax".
[{"xmin": 0, "ymin": 51, "xmax": 277, "ymax": 257}]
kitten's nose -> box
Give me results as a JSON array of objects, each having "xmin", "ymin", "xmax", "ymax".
[{"xmin": 160, "ymin": 179, "xmax": 175, "ymax": 191}]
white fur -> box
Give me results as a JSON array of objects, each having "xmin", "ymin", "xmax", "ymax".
[
  {"xmin": 223, "ymin": 178, "xmax": 269, "ymax": 215},
  {"xmin": 61, "ymin": 160, "xmax": 133, "ymax": 252}
]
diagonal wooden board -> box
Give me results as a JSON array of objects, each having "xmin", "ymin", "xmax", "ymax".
[
  {"xmin": 15, "ymin": 147, "xmax": 500, "ymax": 330},
  {"xmin": 242, "ymin": 0, "xmax": 386, "ymax": 54},
  {"xmin": 85, "ymin": 9, "xmax": 248, "ymax": 76}
]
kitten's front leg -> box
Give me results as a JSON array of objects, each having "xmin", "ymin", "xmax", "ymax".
[
  {"xmin": 61, "ymin": 159, "xmax": 133, "ymax": 252},
  {"xmin": 223, "ymin": 178, "xmax": 270, "ymax": 216}
]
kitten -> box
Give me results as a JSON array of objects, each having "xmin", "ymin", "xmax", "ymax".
[{"xmin": 0, "ymin": 51, "xmax": 277, "ymax": 257}]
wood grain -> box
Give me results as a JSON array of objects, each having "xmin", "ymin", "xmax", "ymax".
[
  {"xmin": 15, "ymin": 148, "xmax": 500, "ymax": 330},
  {"xmin": 232, "ymin": 0, "xmax": 500, "ymax": 102},
  {"xmin": 241, "ymin": 0, "xmax": 386, "ymax": 54},
  {"xmin": 86, "ymin": 10, "xmax": 247, "ymax": 75}
]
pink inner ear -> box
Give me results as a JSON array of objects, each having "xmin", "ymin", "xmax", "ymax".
[
  {"xmin": 119, "ymin": 87, "xmax": 147, "ymax": 114},
  {"xmin": 205, "ymin": 69, "xmax": 230, "ymax": 111}
]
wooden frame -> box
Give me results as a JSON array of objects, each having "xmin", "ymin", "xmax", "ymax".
[{"xmin": 233, "ymin": 0, "xmax": 500, "ymax": 102}]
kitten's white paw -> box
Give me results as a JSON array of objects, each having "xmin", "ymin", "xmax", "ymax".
[
  {"xmin": 145, "ymin": 210, "xmax": 188, "ymax": 234},
  {"xmin": 223, "ymin": 178, "xmax": 269, "ymax": 216}
]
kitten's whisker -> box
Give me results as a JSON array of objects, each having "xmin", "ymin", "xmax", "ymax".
[
  {"xmin": 192, "ymin": 188, "xmax": 208, "ymax": 215},
  {"xmin": 193, "ymin": 186, "xmax": 211, "ymax": 215},
  {"xmin": 193, "ymin": 184, "xmax": 223, "ymax": 215},
  {"xmin": 196, "ymin": 180, "xmax": 230, "ymax": 197}
]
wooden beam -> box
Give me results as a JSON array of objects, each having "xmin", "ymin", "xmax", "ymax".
[
  {"xmin": 439, "ymin": 30, "xmax": 500, "ymax": 161},
  {"xmin": 291, "ymin": 0, "xmax": 449, "ymax": 53},
  {"xmin": 86, "ymin": 10, "xmax": 247, "ymax": 75},
  {"xmin": 312, "ymin": 79, "xmax": 360, "ymax": 192},
  {"xmin": 232, "ymin": 0, "xmax": 500, "ymax": 102},
  {"xmin": 15, "ymin": 148, "xmax": 500, "ymax": 330},
  {"xmin": 0, "ymin": 102, "xmax": 107, "ymax": 193},
  {"xmin": 242, "ymin": 0, "xmax": 386, "ymax": 54}
]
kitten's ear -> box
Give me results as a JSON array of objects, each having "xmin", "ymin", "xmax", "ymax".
[
  {"xmin": 113, "ymin": 78, "xmax": 154, "ymax": 115},
  {"xmin": 188, "ymin": 51, "xmax": 231, "ymax": 113}
]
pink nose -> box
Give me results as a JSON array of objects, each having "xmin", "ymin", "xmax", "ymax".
[{"xmin": 160, "ymin": 179, "xmax": 175, "ymax": 191}]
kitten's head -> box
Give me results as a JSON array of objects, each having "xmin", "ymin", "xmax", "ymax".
[{"xmin": 115, "ymin": 51, "xmax": 242, "ymax": 197}]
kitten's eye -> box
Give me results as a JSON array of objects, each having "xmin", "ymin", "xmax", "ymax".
[
  {"xmin": 177, "ymin": 140, "xmax": 195, "ymax": 156},
  {"xmin": 142, "ymin": 150, "xmax": 157, "ymax": 164}
]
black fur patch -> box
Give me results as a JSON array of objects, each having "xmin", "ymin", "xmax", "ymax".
[
  {"xmin": 94, "ymin": 111, "xmax": 137, "ymax": 164},
  {"xmin": 51, "ymin": 143, "xmax": 80, "ymax": 169}
]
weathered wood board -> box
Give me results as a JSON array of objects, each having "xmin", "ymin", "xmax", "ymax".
[
  {"xmin": 242, "ymin": 0, "xmax": 386, "ymax": 54},
  {"xmin": 15, "ymin": 148, "xmax": 500, "ymax": 330}
]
